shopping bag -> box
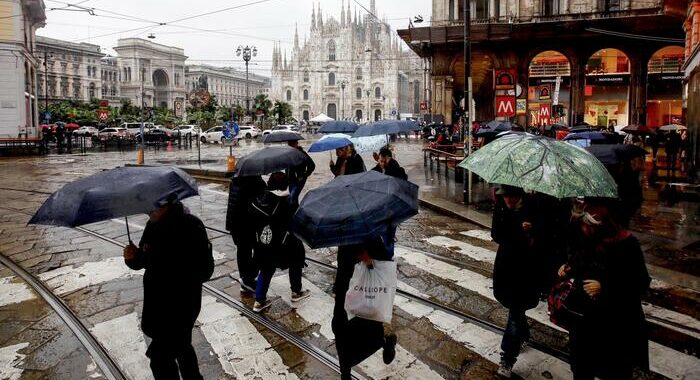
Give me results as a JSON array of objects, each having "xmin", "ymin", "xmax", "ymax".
[{"xmin": 344, "ymin": 260, "xmax": 397, "ymax": 323}]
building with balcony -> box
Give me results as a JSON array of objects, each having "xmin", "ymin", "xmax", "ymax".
[
  {"xmin": 0, "ymin": 0, "xmax": 46, "ymax": 138},
  {"xmin": 270, "ymin": 1, "xmax": 423, "ymax": 122},
  {"xmin": 184, "ymin": 64, "xmax": 270, "ymax": 110},
  {"xmin": 36, "ymin": 36, "xmax": 104, "ymax": 107},
  {"xmin": 100, "ymin": 56, "xmax": 120, "ymax": 106},
  {"xmin": 398, "ymin": 0, "xmax": 688, "ymax": 127}
]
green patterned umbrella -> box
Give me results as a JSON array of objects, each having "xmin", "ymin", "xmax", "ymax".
[{"xmin": 458, "ymin": 134, "xmax": 617, "ymax": 198}]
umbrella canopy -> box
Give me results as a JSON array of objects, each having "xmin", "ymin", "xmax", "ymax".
[
  {"xmin": 585, "ymin": 144, "xmax": 647, "ymax": 166},
  {"xmin": 293, "ymin": 170, "xmax": 419, "ymax": 248},
  {"xmin": 318, "ymin": 120, "xmax": 359, "ymax": 134},
  {"xmin": 458, "ymin": 134, "xmax": 617, "ymax": 198},
  {"xmin": 309, "ymin": 113, "xmax": 334, "ymax": 123},
  {"xmin": 475, "ymin": 121, "xmax": 517, "ymax": 137},
  {"xmin": 234, "ymin": 146, "xmax": 309, "ymax": 177},
  {"xmin": 28, "ymin": 166, "xmax": 198, "ymax": 227},
  {"xmin": 658, "ymin": 124, "xmax": 687, "ymax": 132},
  {"xmin": 308, "ymin": 134, "xmax": 353, "ymax": 153},
  {"xmin": 621, "ymin": 124, "xmax": 655, "ymax": 135},
  {"xmin": 353, "ymin": 120, "xmax": 419, "ymax": 137},
  {"xmin": 569, "ymin": 123, "xmax": 592, "ymax": 133},
  {"xmin": 563, "ymin": 131, "xmax": 607, "ymax": 141},
  {"xmin": 65, "ymin": 123, "xmax": 80, "ymax": 129},
  {"xmin": 544, "ymin": 124, "xmax": 567, "ymax": 132},
  {"xmin": 262, "ymin": 131, "xmax": 303, "ymax": 144}
]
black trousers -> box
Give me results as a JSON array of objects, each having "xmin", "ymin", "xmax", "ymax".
[
  {"xmin": 332, "ymin": 247, "xmax": 385, "ymax": 379},
  {"xmin": 146, "ymin": 328, "xmax": 203, "ymax": 380},
  {"xmin": 232, "ymin": 234, "xmax": 257, "ymax": 288}
]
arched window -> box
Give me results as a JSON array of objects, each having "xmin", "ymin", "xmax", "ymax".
[
  {"xmin": 128, "ymin": 67, "xmax": 132, "ymax": 82},
  {"xmin": 101, "ymin": 85, "xmax": 107, "ymax": 97},
  {"xmin": 111, "ymin": 85, "xmax": 116, "ymax": 96},
  {"xmin": 328, "ymin": 72, "xmax": 336, "ymax": 86},
  {"xmin": 123, "ymin": 68, "xmax": 127, "ymax": 82},
  {"xmin": 303, "ymin": 89, "xmax": 309, "ymax": 100},
  {"xmin": 355, "ymin": 67, "xmax": 362, "ymax": 80},
  {"xmin": 375, "ymin": 87, "xmax": 381, "ymax": 98},
  {"xmin": 303, "ymin": 110, "xmax": 309, "ymax": 120},
  {"xmin": 303, "ymin": 70, "xmax": 309, "ymax": 82},
  {"xmin": 88, "ymin": 82, "xmax": 95, "ymax": 98},
  {"xmin": 374, "ymin": 109, "xmax": 382, "ymax": 121},
  {"xmin": 286, "ymin": 89, "xmax": 292, "ymax": 101},
  {"xmin": 328, "ymin": 40, "xmax": 336, "ymax": 61},
  {"xmin": 356, "ymin": 87, "xmax": 362, "ymax": 99},
  {"xmin": 355, "ymin": 109, "xmax": 363, "ymax": 121}
]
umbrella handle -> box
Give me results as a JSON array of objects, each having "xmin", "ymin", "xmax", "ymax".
[{"xmin": 124, "ymin": 216, "xmax": 132, "ymax": 245}]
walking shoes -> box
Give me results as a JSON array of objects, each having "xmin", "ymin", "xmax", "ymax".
[
  {"xmin": 383, "ymin": 333, "xmax": 397, "ymax": 364},
  {"xmin": 291, "ymin": 289, "xmax": 311, "ymax": 302},
  {"xmin": 253, "ymin": 299, "xmax": 272, "ymax": 312}
]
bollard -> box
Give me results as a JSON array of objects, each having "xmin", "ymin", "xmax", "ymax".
[
  {"xmin": 137, "ymin": 147, "xmax": 144, "ymax": 165},
  {"xmin": 227, "ymin": 154, "xmax": 236, "ymax": 172}
]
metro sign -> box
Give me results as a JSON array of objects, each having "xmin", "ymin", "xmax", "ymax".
[
  {"xmin": 539, "ymin": 103, "xmax": 551, "ymax": 125},
  {"xmin": 495, "ymin": 96, "xmax": 515, "ymax": 117},
  {"xmin": 419, "ymin": 102, "xmax": 428, "ymax": 112},
  {"xmin": 98, "ymin": 109, "xmax": 109, "ymax": 121}
]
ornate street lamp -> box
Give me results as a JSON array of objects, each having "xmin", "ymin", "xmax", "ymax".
[
  {"xmin": 236, "ymin": 45, "xmax": 257, "ymax": 117},
  {"xmin": 339, "ymin": 79, "xmax": 348, "ymax": 120}
]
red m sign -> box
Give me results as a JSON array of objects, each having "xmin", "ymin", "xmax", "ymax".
[{"xmin": 495, "ymin": 96, "xmax": 515, "ymax": 117}]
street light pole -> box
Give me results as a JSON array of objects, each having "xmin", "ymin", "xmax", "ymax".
[
  {"xmin": 340, "ymin": 80, "xmax": 348, "ymax": 120},
  {"xmin": 463, "ymin": 0, "xmax": 473, "ymax": 205},
  {"xmin": 236, "ymin": 45, "xmax": 257, "ymax": 121},
  {"xmin": 43, "ymin": 52, "xmax": 49, "ymax": 121},
  {"xmin": 366, "ymin": 89, "xmax": 371, "ymax": 122}
]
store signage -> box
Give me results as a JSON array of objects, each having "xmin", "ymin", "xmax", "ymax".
[
  {"xmin": 516, "ymin": 99, "xmax": 527, "ymax": 116},
  {"xmin": 528, "ymin": 76, "xmax": 570, "ymax": 86},
  {"xmin": 539, "ymin": 103, "xmax": 551, "ymax": 124},
  {"xmin": 495, "ymin": 96, "xmax": 516, "ymax": 117},
  {"xmin": 538, "ymin": 85, "xmax": 551, "ymax": 100},
  {"xmin": 587, "ymin": 75, "xmax": 630, "ymax": 86},
  {"xmin": 494, "ymin": 69, "xmax": 517, "ymax": 90},
  {"xmin": 553, "ymin": 76, "xmax": 561, "ymax": 105},
  {"xmin": 648, "ymin": 74, "xmax": 684, "ymax": 82},
  {"xmin": 174, "ymin": 100, "xmax": 183, "ymax": 118},
  {"xmin": 419, "ymin": 102, "xmax": 428, "ymax": 111}
]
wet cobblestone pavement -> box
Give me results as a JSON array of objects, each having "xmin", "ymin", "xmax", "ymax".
[{"xmin": 0, "ymin": 137, "xmax": 698, "ymax": 379}]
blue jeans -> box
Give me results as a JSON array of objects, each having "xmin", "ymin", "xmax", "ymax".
[
  {"xmin": 255, "ymin": 264, "xmax": 303, "ymax": 302},
  {"xmin": 500, "ymin": 309, "xmax": 529, "ymax": 365},
  {"xmin": 289, "ymin": 178, "xmax": 307, "ymax": 206}
]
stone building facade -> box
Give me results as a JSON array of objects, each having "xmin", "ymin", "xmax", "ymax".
[
  {"xmin": 684, "ymin": 0, "xmax": 700, "ymax": 179},
  {"xmin": 270, "ymin": 1, "xmax": 423, "ymax": 122},
  {"xmin": 185, "ymin": 64, "xmax": 270, "ymax": 109},
  {"xmin": 113, "ymin": 38, "xmax": 187, "ymax": 112},
  {"xmin": 399, "ymin": 0, "xmax": 688, "ymax": 127},
  {"xmin": 0, "ymin": 0, "xmax": 45, "ymax": 138},
  {"xmin": 36, "ymin": 36, "xmax": 104, "ymax": 106},
  {"xmin": 100, "ymin": 56, "xmax": 120, "ymax": 106}
]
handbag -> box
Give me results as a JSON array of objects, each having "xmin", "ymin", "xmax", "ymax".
[
  {"xmin": 548, "ymin": 278, "xmax": 585, "ymax": 331},
  {"xmin": 344, "ymin": 260, "xmax": 397, "ymax": 323}
]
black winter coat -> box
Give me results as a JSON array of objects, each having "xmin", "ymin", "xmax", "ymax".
[
  {"xmin": 249, "ymin": 191, "xmax": 305, "ymax": 270},
  {"xmin": 330, "ymin": 153, "xmax": 366, "ymax": 177},
  {"xmin": 490, "ymin": 196, "xmax": 545, "ymax": 310},
  {"xmin": 226, "ymin": 175, "xmax": 266, "ymax": 242},
  {"xmin": 125, "ymin": 206, "xmax": 214, "ymax": 338},
  {"xmin": 371, "ymin": 159, "xmax": 408, "ymax": 181},
  {"xmin": 567, "ymin": 233, "xmax": 650, "ymax": 375},
  {"xmin": 289, "ymin": 147, "xmax": 315, "ymax": 184}
]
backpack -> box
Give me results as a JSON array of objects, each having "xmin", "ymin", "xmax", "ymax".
[{"xmin": 250, "ymin": 195, "xmax": 290, "ymax": 263}]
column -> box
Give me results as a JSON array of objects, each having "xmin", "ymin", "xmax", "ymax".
[
  {"xmin": 569, "ymin": 55, "xmax": 586, "ymax": 125},
  {"xmin": 629, "ymin": 52, "xmax": 648, "ymax": 126}
]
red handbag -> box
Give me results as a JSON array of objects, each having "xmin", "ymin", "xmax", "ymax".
[{"xmin": 548, "ymin": 278, "xmax": 585, "ymax": 331}]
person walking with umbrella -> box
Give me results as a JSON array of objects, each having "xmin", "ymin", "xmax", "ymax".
[
  {"xmin": 491, "ymin": 185, "xmax": 547, "ymax": 378},
  {"xmin": 330, "ymin": 144, "xmax": 366, "ymax": 177},
  {"xmin": 287, "ymin": 139, "xmax": 315, "ymax": 206},
  {"xmin": 226, "ymin": 174, "xmax": 267, "ymax": 293},
  {"xmin": 123, "ymin": 193, "xmax": 214, "ymax": 379},
  {"xmin": 665, "ymin": 130, "xmax": 681, "ymax": 175},
  {"xmin": 249, "ymin": 172, "xmax": 310, "ymax": 312},
  {"xmin": 372, "ymin": 146, "xmax": 407, "ymax": 181}
]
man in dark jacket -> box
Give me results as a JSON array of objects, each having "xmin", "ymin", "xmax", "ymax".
[
  {"xmin": 330, "ymin": 145, "xmax": 366, "ymax": 177},
  {"xmin": 287, "ymin": 140, "xmax": 315, "ymax": 206},
  {"xmin": 123, "ymin": 194, "xmax": 214, "ymax": 380},
  {"xmin": 226, "ymin": 175, "xmax": 266, "ymax": 292},
  {"xmin": 490, "ymin": 185, "xmax": 545, "ymax": 378},
  {"xmin": 371, "ymin": 146, "xmax": 407, "ymax": 180}
]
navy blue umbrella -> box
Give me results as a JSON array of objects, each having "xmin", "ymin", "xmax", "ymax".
[
  {"xmin": 564, "ymin": 131, "xmax": 607, "ymax": 141},
  {"xmin": 308, "ymin": 134, "xmax": 353, "ymax": 153},
  {"xmin": 569, "ymin": 123, "xmax": 592, "ymax": 133},
  {"xmin": 293, "ymin": 170, "xmax": 419, "ymax": 248},
  {"xmin": 353, "ymin": 120, "xmax": 419, "ymax": 137},
  {"xmin": 475, "ymin": 121, "xmax": 517, "ymax": 137},
  {"xmin": 234, "ymin": 146, "xmax": 309, "ymax": 177},
  {"xmin": 262, "ymin": 131, "xmax": 303, "ymax": 144},
  {"xmin": 318, "ymin": 120, "xmax": 359, "ymax": 134},
  {"xmin": 585, "ymin": 144, "xmax": 647, "ymax": 165},
  {"xmin": 28, "ymin": 166, "xmax": 198, "ymax": 240}
]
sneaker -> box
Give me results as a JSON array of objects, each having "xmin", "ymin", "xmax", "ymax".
[
  {"xmin": 382, "ymin": 333, "xmax": 397, "ymax": 364},
  {"xmin": 497, "ymin": 359, "xmax": 513, "ymax": 378},
  {"xmin": 253, "ymin": 299, "xmax": 272, "ymax": 313},
  {"xmin": 291, "ymin": 289, "xmax": 311, "ymax": 302},
  {"xmin": 240, "ymin": 282, "xmax": 256, "ymax": 295},
  {"xmin": 519, "ymin": 341, "xmax": 528, "ymax": 353}
]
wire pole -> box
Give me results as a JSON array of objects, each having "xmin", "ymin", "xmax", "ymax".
[{"xmin": 463, "ymin": 0, "xmax": 473, "ymax": 205}]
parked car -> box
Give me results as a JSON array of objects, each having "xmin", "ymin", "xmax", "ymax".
[
  {"xmin": 120, "ymin": 122, "xmax": 154, "ymax": 136},
  {"xmin": 200, "ymin": 126, "xmax": 224, "ymax": 143},
  {"xmin": 73, "ymin": 126, "xmax": 98, "ymax": 136},
  {"xmin": 135, "ymin": 129, "xmax": 171, "ymax": 143},
  {"xmin": 262, "ymin": 125, "xmax": 299, "ymax": 136},
  {"xmin": 236, "ymin": 125, "xmax": 260, "ymax": 139},
  {"xmin": 173, "ymin": 125, "xmax": 200, "ymax": 139},
  {"xmin": 98, "ymin": 127, "xmax": 128, "ymax": 140}
]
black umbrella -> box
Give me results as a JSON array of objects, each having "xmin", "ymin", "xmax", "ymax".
[
  {"xmin": 28, "ymin": 166, "xmax": 198, "ymax": 241},
  {"xmin": 292, "ymin": 171, "xmax": 419, "ymax": 248},
  {"xmin": 262, "ymin": 131, "xmax": 303, "ymax": 144},
  {"xmin": 569, "ymin": 123, "xmax": 592, "ymax": 133},
  {"xmin": 475, "ymin": 120, "xmax": 517, "ymax": 137},
  {"xmin": 353, "ymin": 120, "xmax": 419, "ymax": 137},
  {"xmin": 318, "ymin": 120, "xmax": 359, "ymax": 134},
  {"xmin": 234, "ymin": 146, "xmax": 309, "ymax": 177},
  {"xmin": 585, "ymin": 144, "xmax": 647, "ymax": 165}
]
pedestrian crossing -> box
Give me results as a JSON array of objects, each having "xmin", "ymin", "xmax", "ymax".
[{"xmin": 90, "ymin": 313, "xmax": 152, "ymax": 380}]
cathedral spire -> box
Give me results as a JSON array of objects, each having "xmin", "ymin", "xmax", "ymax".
[
  {"xmin": 311, "ymin": 4, "xmax": 316, "ymax": 31},
  {"xmin": 370, "ymin": 0, "xmax": 376, "ymax": 15},
  {"xmin": 341, "ymin": 0, "xmax": 345, "ymax": 28},
  {"xmin": 283, "ymin": 48, "xmax": 287, "ymax": 70},
  {"xmin": 347, "ymin": 1, "xmax": 351, "ymax": 26},
  {"xmin": 294, "ymin": 23, "xmax": 299, "ymax": 50},
  {"xmin": 317, "ymin": 3, "xmax": 323, "ymax": 29}
]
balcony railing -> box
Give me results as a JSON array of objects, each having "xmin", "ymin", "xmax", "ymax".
[{"xmin": 529, "ymin": 62, "xmax": 571, "ymax": 77}]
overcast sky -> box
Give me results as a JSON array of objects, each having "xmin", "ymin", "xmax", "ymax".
[{"xmin": 37, "ymin": 0, "xmax": 431, "ymax": 76}]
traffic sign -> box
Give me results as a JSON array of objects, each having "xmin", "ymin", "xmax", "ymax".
[
  {"xmin": 495, "ymin": 96, "xmax": 516, "ymax": 117},
  {"xmin": 391, "ymin": 109, "xmax": 397, "ymax": 116},
  {"xmin": 419, "ymin": 102, "xmax": 428, "ymax": 112},
  {"xmin": 98, "ymin": 110, "xmax": 109, "ymax": 121}
]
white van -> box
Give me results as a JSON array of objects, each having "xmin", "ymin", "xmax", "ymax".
[{"xmin": 120, "ymin": 122, "xmax": 154, "ymax": 136}]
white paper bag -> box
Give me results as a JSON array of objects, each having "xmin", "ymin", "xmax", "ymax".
[{"xmin": 344, "ymin": 260, "xmax": 397, "ymax": 323}]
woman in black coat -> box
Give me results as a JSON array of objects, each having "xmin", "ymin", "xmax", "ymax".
[
  {"xmin": 560, "ymin": 202, "xmax": 650, "ymax": 380},
  {"xmin": 330, "ymin": 144, "xmax": 366, "ymax": 177}
]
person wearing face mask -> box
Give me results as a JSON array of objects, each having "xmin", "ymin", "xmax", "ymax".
[
  {"xmin": 330, "ymin": 144, "xmax": 366, "ymax": 177},
  {"xmin": 491, "ymin": 185, "xmax": 546, "ymax": 378},
  {"xmin": 123, "ymin": 193, "xmax": 214, "ymax": 380},
  {"xmin": 372, "ymin": 146, "xmax": 407, "ymax": 181},
  {"xmin": 559, "ymin": 202, "xmax": 650, "ymax": 380},
  {"xmin": 249, "ymin": 172, "xmax": 310, "ymax": 312}
]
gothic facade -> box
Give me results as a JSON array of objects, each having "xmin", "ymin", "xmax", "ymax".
[{"xmin": 270, "ymin": 1, "xmax": 422, "ymax": 122}]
